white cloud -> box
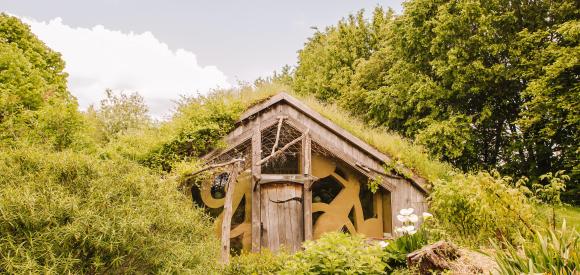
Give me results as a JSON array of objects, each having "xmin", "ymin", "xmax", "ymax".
[{"xmin": 20, "ymin": 17, "xmax": 231, "ymax": 118}]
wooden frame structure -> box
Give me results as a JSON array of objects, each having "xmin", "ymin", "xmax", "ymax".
[{"xmin": 195, "ymin": 92, "xmax": 429, "ymax": 262}]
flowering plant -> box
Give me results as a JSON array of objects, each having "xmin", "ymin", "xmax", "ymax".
[
  {"xmin": 381, "ymin": 208, "xmax": 435, "ymax": 271},
  {"xmin": 394, "ymin": 208, "xmax": 432, "ymax": 236}
]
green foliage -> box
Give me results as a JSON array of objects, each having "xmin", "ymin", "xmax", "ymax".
[
  {"xmin": 0, "ymin": 13, "xmax": 82, "ymax": 150},
  {"xmin": 533, "ymin": 171, "xmax": 569, "ymax": 205},
  {"xmin": 86, "ymin": 89, "xmax": 150, "ymax": 143},
  {"xmin": 383, "ymin": 229, "xmax": 429, "ymax": 271},
  {"xmin": 0, "ymin": 147, "xmax": 219, "ymax": 274},
  {"xmin": 367, "ymin": 176, "xmax": 381, "ymax": 193},
  {"xmin": 430, "ymin": 172, "xmax": 536, "ymax": 245},
  {"xmin": 492, "ymin": 221, "xmax": 579, "ymax": 274},
  {"xmin": 292, "ymin": 1, "xmax": 580, "ymax": 204},
  {"xmin": 280, "ymin": 232, "xmax": 386, "ymax": 275},
  {"xmin": 293, "ymin": 8, "xmax": 392, "ymax": 102},
  {"xmin": 295, "ymin": 95, "xmax": 454, "ymax": 184},
  {"xmin": 140, "ymin": 83, "xmax": 282, "ymax": 171},
  {"xmin": 223, "ymin": 250, "xmax": 288, "ymax": 275}
]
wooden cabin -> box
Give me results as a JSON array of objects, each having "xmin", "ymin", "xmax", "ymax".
[{"xmin": 192, "ymin": 92, "xmax": 428, "ymax": 256}]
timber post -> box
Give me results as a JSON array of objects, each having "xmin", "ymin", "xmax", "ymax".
[
  {"xmin": 251, "ymin": 118, "xmax": 262, "ymax": 252},
  {"xmin": 302, "ymin": 130, "xmax": 312, "ymax": 242}
]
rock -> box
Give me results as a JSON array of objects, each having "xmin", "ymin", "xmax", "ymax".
[{"xmin": 406, "ymin": 240, "xmax": 460, "ymax": 274}]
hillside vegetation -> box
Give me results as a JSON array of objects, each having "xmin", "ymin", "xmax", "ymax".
[
  {"xmin": 0, "ymin": 0, "xmax": 579, "ymax": 272},
  {"xmin": 291, "ymin": 0, "xmax": 579, "ymax": 204},
  {"xmin": 0, "ymin": 14, "xmax": 218, "ymax": 273}
]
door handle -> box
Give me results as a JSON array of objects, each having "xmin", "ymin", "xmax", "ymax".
[{"xmin": 269, "ymin": 197, "xmax": 302, "ymax": 204}]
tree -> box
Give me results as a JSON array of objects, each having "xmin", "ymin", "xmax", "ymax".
[
  {"xmin": 292, "ymin": 1, "xmax": 579, "ymax": 202},
  {"xmin": 0, "ymin": 13, "xmax": 81, "ymax": 149},
  {"xmin": 88, "ymin": 89, "xmax": 150, "ymax": 142},
  {"xmin": 293, "ymin": 8, "xmax": 392, "ymax": 102}
]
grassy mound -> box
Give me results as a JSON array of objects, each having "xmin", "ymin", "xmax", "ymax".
[{"xmin": 0, "ymin": 147, "xmax": 218, "ymax": 273}]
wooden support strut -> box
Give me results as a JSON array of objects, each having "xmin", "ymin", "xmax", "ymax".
[
  {"xmin": 251, "ymin": 119, "xmax": 262, "ymax": 253},
  {"xmin": 220, "ymin": 161, "xmax": 242, "ymax": 264},
  {"xmin": 256, "ymin": 129, "xmax": 309, "ymax": 166},
  {"xmin": 302, "ymin": 131, "xmax": 313, "ymax": 242}
]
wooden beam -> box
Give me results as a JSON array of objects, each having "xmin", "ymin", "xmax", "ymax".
[
  {"xmin": 221, "ymin": 161, "xmax": 242, "ymax": 264},
  {"xmin": 235, "ymin": 92, "xmax": 428, "ymax": 190},
  {"xmin": 302, "ymin": 132, "xmax": 313, "ymax": 242},
  {"xmin": 258, "ymin": 174, "xmax": 318, "ymax": 185},
  {"xmin": 256, "ymin": 129, "xmax": 309, "ymax": 166},
  {"xmin": 251, "ymin": 121, "xmax": 262, "ymax": 252}
]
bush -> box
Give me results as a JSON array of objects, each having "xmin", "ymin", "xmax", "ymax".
[
  {"xmin": 280, "ymin": 232, "xmax": 385, "ymax": 274},
  {"xmin": 430, "ymin": 171, "xmax": 537, "ymax": 245},
  {"xmin": 492, "ymin": 221, "xmax": 579, "ymax": 274},
  {"xmin": 223, "ymin": 250, "xmax": 288, "ymax": 275},
  {"xmin": 0, "ymin": 147, "xmax": 219, "ymax": 274}
]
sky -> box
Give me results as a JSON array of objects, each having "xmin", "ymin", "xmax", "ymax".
[{"xmin": 1, "ymin": 0, "xmax": 405, "ymax": 118}]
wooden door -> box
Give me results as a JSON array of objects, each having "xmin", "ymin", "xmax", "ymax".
[{"xmin": 260, "ymin": 182, "xmax": 304, "ymax": 252}]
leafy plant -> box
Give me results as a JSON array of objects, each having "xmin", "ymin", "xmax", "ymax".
[
  {"xmin": 224, "ymin": 250, "xmax": 288, "ymax": 275},
  {"xmin": 492, "ymin": 221, "xmax": 579, "ymax": 274},
  {"xmin": 382, "ymin": 208, "xmax": 432, "ymax": 271},
  {"xmin": 280, "ymin": 232, "xmax": 386, "ymax": 274},
  {"xmin": 533, "ymin": 171, "xmax": 569, "ymax": 230},
  {"xmin": 430, "ymin": 171, "xmax": 536, "ymax": 245}
]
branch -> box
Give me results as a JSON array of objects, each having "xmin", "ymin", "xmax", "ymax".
[
  {"xmin": 257, "ymin": 129, "xmax": 309, "ymax": 166},
  {"xmin": 271, "ymin": 116, "xmax": 286, "ymax": 155},
  {"xmin": 187, "ymin": 158, "xmax": 245, "ymax": 178}
]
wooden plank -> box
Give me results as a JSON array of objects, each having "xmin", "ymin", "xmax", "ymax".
[
  {"xmin": 302, "ymin": 133, "xmax": 313, "ymax": 242},
  {"xmin": 267, "ymin": 186, "xmax": 280, "ymax": 251},
  {"xmin": 276, "ymin": 185, "xmax": 287, "ymax": 251},
  {"xmin": 284, "ymin": 184, "xmax": 294, "ymax": 252},
  {"xmin": 251, "ymin": 121, "xmax": 262, "ymax": 252},
  {"xmin": 259, "ymin": 174, "xmax": 315, "ymax": 184},
  {"xmin": 260, "ymin": 185, "xmax": 269, "ymax": 249},
  {"xmin": 220, "ymin": 162, "xmax": 241, "ymax": 264},
  {"xmin": 293, "ymin": 184, "xmax": 304, "ymax": 251}
]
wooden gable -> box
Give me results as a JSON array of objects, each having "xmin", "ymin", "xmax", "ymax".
[
  {"xmin": 205, "ymin": 92, "xmax": 428, "ymax": 194},
  {"xmin": 201, "ymin": 92, "xmax": 429, "ymax": 259}
]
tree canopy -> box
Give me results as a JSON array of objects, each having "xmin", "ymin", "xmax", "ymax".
[{"xmin": 292, "ymin": 0, "xmax": 579, "ymax": 203}]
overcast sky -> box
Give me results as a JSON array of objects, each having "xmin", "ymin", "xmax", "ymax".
[{"xmin": 1, "ymin": 0, "xmax": 404, "ymax": 118}]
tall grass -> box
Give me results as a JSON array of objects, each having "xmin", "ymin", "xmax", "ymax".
[
  {"xmin": 0, "ymin": 147, "xmax": 219, "ymax": 273},
  {"xmin": 492, "ymin": 221, "xmax": 579, "ymax": 274}
]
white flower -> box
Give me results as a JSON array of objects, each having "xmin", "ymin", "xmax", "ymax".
[
  {"xmin": 399, "ymin": 208, "xmax": 414, "ymax": 216},
  {"xmin": 397, "ymin": 214, "xmax": 409, "ymax": 222},
  {"xmin": 395, "ymin": 227, "xmax": 405, "ymax": 234},
  {"xmin": 403, "ymin": 225, "xmax": 415, "ymax": 232},
  {"xmin": 422, "ymin": 212, "xmax": 433, "ymax": 220},
  {"xmin": 378, "ymin": 241, "xmax": 389, "ymax": 248},
  {"xmin": 403, "ymin": 225, "xmax": 417, "ymax": 235},
  {"xmin": 408, "ymin": 214, "xmax": 419, "ymax": 223}
]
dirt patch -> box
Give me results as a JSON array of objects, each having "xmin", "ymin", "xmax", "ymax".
[{"xmin": 448, "ymin": 248, "xmax": 498, "ymax": 274}]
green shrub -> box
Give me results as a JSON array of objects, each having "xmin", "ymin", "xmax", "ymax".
[
  {"xmin": 280, "ymin": 232, "xmax": 385, "ymax": 274},
  {"xmin": 430, "ymin": 171, "xmax": 537, "ymax": 245},
  {"xmin": 492, "ymin": 221, "xmax": 579, "ymax": 274},
  {"xmin": 383, "ymin": 229, "xmax": 429, "ymax": 271},
  {"xmin": 0, "ymin": 147, "xmax": 219, "ymax": 274},
  {"xmin": 223, "ymin": 250, "xmax": 288, "ymax": 275},
  {"xmin": 139, "ymin": 83, "xmax": 282, "ymax": 171}
]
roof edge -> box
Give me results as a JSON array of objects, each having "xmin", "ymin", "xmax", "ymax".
[{"xmin": 237, "ymin": 92, "xmax": 429, "ymax": 193}]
